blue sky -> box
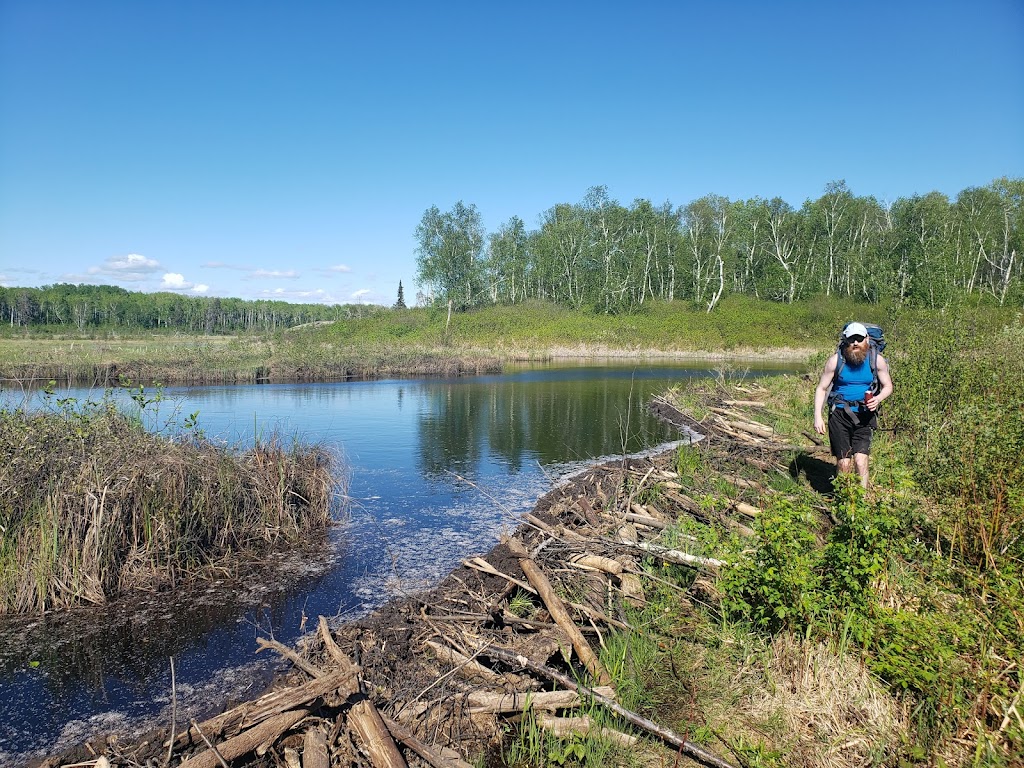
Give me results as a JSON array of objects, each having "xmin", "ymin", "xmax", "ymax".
[{"xmin": 1, "ymin": 0, "xmax": 1021, "ymax": 306}]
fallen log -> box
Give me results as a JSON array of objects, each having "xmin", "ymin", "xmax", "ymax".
[
  {"xmin": 536, "ymin": 714, "xmax": 639, "ymax": 747},
  {"xmin": 168, "ymin": 669, "xmax": 357, "ymax": 749},
  {"xmin": 179, "ymin": 709, "xmax": 309, "ymax": 768},
  {"xmin": 478, "ymin": 645, "xmax": 738, "ymax": 768},
  {"xmin": 423, "ymin": 639, "xmax": 513, "ymax": 686},
  {"xmin": 568, "ymin": 553, "xmax": 623, "ymax": 575},
  {"xmin": 731, "ymin": 501, "xmax": 760, "ymax": 519},
  {"xmin": 611, "ymin": 538, "xmax": 725, "ymax": 570},
  {"xmin": 302, "ymin": 728, "xmax": 329, "ymax": 768},
  {"xmin": 466, "ymin": 686, "xmax": 616, "ymax": 714},
  {"xmin": 505, "ymin": 536, "xmax": 611, "ymax": 685},
  {"xmin": 349, "ymin": 696, "xmax": 408, "ymax": 768}
]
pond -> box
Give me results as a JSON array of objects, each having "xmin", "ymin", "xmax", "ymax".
[{"xmin": 0, "ymin": 359, "xmax": 801, "ymax": 765}]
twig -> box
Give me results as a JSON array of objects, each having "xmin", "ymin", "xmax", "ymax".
[
  {"xmin": 165, "ymin": 656, "xmax": 177, "ymax": 767},
  {"xmin": 190, "ymin": 719, "xmax": 230, "ymax": 768}
]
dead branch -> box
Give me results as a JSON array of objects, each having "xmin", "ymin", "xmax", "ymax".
[
  {"xmin": 380, "ymin": 715, "xmax": 474, "ymax": 768},
  {"xmin": 466, "ymin": 686, "xmax": 616, "ymax": 714},
  {"xmin": 504, "ymin": 536, "xmax": 611, "ymax": 685},
  {"xmin": 478, "ymin": 645, "xmax": 738, "ymax": 768},
  {"xmin": 179, "ymin": 708, "xmax": 309, "ymax": 768}
]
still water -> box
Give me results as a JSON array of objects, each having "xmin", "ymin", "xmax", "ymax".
[{"xmin": 0, "ymin": 360, "xmax": 798, "ymax": 764}]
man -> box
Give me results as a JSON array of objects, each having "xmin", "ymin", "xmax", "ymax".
[{"xmin": 813, "ymin": 322, "xmax": 893, "ymax": 488}]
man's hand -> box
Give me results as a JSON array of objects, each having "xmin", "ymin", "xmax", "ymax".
[
  {"xmin": 864, "ymin": 391, "xmax": 878, "ymax": 411},
  {"xmin": 814, "ymin": 415, "xmax": 826, "ymax": 435}
]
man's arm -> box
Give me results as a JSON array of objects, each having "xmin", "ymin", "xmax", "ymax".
[
  {"xmin": 813, "ymin": 354, "xmax": 838, "ymax": 434},
  {"xmin": 866, "ymin": 355, "xmax": 893, "ymax": 411}
]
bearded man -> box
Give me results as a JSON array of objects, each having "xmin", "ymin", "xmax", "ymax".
[{"xmin": 813, "ymin": 322, "xmax": 893, "ymax": 488}]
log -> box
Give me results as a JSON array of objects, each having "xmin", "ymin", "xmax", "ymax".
[
  {"xmin": 504, "ymin": 537, "xmax": 611, "ymax": 685},
  {"xmin": 168, "ymin": 669, "xmax": 358, "ymax": 748},
  {"xmin": 380, "ymin": 715, "xmax": 474, "ymax": 768},
  {"xmin": 569, "ymin": 554, "xmax": 623, "ymax": 575},
  {"xmin": 536, "ymin": 714, "xmax": 639, "ymax": 747},
  {"xmin": 732, "ymin": 501, "xmax": 760, "ymax": 519},
  {"xmin": 478, "ymin": 645, "xmax": 738, "ymax": 768},
  {"xmin": 349, "ymin": 697, "xmax": 408, "ymax": 768},
  {"xmin": 725, "ymin": 420, "xmax": 774, "ymax": 439},
  {"xmin": 179, "ymin": 708, "xmax": 309, "ymax": 768},
  {"xmin": 722, "ymin": 399, "xmax": 766, "ymax": 407},
  {"xmin": 302, "ymin": 728, "xmax": 329, "ymax": 768},
  {"xmin": 466, "ymin": 686, "xmax": 616, "ymax": 714},
  {"xmin": 612, "ymin": 538, "xmax": 725, "ymax": 570},
  {"xmin": 423, "ymin": 639, "xmax": 510, "ymax": 686}
]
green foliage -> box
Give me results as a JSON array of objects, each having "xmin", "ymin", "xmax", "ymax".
[
  {"xmin": 887, "ymin": 311, "xmax": 1024, "ymax": 564},
  {"xmin": 819, "ymin": 476, "xmax": 901, "ymax": 611},
  {"xmin": 719, "ymin": 496, "xmax": 821, "ymax": 633}
]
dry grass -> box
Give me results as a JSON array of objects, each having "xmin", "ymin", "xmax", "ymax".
[
  {"xmin": 743, "ymin": 635, "xmax": 910, "ymax": 767},
  {"xmin": 0, "ymin": 403, "xmax": 337, "ymax": 614}
]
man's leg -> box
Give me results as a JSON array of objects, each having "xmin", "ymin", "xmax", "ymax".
[
  {"xmin": 837, "ymin": 456, "xmax": 855, "ymax": 476},
  {"xmin": 853, "ymin": 452, "xmax": 869, "ymax": 488}
]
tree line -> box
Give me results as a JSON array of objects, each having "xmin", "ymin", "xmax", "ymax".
[
  {"xmin": 415, "ymin": 178, "xmax": 1022, "ymax": 312},
  {"xmin": 0, "ymin": 283, "xmax": 379, "ymax": 333}
]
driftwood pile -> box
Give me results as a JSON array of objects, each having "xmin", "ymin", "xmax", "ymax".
[{"xmin": 48, "ymin": 383, "xmax": 826, "ymax": 768}]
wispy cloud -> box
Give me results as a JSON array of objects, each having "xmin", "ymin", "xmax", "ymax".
[
  {"xmin": 329, "ymin": 264, "xmax": 351, "ymax": 273},
  {"xmin": 252, "ymin": 287, "xmax": 335, "ymax": 303},
  {"xmin": 351, "ymin": 289, "xmax": 372, "ymax": 302},
  {"xmin": 251, "ymin": 269, "xmax": 299, "ymax": 279}
]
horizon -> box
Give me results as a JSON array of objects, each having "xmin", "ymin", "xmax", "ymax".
[{"xmin": 2, "ymin": 0, "xmax": 1022, "ymax": 306}]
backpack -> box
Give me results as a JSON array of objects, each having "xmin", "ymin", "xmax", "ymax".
[{"xmin": 828, "ymin": 322, "xmax": 885, "ymax": 415}]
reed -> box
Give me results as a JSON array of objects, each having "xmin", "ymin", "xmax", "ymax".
[{"xmin": 0, "ymin": 397, "xmax": 337, "ymax": 614}]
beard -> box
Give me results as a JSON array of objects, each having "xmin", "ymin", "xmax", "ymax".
[{"xmin": 844, "ymin": 344, "xmax": 868, "ymax": 365}]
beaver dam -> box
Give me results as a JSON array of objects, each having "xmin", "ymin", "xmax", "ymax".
[{"xmin": 40, "ymin": 375, "xmax": 934, "ymax": 768}]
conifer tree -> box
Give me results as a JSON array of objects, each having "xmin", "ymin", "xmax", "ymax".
[{"xmin": 393, "ymin": 280, "xmax": 407, "ymax": 309}]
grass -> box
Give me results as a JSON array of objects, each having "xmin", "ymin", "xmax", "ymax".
[
  {"xmin": 0, "ymin": 295, "xmax": 894, "ymax": 385},
  {"xmin": 500, "ymin": 310, "xmax": 1023, "ymax": 766},
  {"xmin": 0, "ymin": 389, "xmax": 339, "ymax": 614}
]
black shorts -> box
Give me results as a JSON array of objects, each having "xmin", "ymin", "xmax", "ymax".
[{"xmin": 827, "ymin": 407, "xmax": 876, "ymax": 459}]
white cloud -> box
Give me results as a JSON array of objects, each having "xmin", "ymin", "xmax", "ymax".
[
  {"xmin": 330, "ymin": 264, "xmax": 352, "ymax": 273},
  {"xmin": 161, "ymin": 273, "xmax": 208, "ymax": 294},
  {"xmin": 89, "ymin": 253, "xmax": 163, "ymax": 282},
  {"xmin": 252, "ymin": 269, "xmax": 299, "ymax": 279},
  {"xmin": 161, "ymin": 273, "xmax": 188, "ymax": 289},
  {"xmin": 351, "ymin": 289, "xmax": 372, "ymax": 302}
]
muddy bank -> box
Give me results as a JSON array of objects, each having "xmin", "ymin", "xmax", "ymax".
[{"xmin": 39, "ymin": 383, "xmax": 826, "ymax": 768}]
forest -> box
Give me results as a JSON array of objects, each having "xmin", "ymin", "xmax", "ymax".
[
  {"xmin": 416, "ymin": 178, "xmax": 1022, "ymax": 313},
  {"xmin": 3, "ymin": 177, "xmax": 1019, "ymax": 336},
  {"xmin": 0, "ymin": 283, "xmax": 379, "ymax": 334}
]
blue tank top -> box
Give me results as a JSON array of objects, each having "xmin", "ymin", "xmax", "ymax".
[{"xmin": 833, "ymin": 355, "xmax": 873, "ymax": 403}]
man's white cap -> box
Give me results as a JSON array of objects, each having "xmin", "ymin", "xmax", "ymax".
[{"xmin": 843, "ymin": 322, "xmax": 868, "ymax": 338}]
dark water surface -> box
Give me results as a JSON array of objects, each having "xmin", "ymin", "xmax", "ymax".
[{"xmin": 0, "ymin": 360, "xmax": 799, "ymax": 765}]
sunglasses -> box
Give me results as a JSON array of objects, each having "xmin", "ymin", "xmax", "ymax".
[{"xmin": 846, "ymin": 335, "xmax": 866, "ymax": 343}]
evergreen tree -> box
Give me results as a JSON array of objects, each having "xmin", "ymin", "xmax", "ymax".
[{"xmin": 394, "ymin": 281, "xmax": 407, "ymax": 309}]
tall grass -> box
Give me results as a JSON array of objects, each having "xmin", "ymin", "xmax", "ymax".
[{"xmin": 0, "ymin": 396, "xmax": 337, "ymax": 614}]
